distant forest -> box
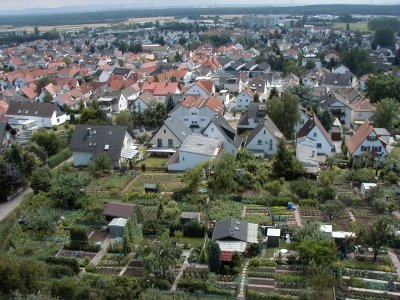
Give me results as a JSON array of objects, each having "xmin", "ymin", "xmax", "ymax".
[{"xmin": 0, "ymin": 5, "xmax": 399, "ymax": 27}]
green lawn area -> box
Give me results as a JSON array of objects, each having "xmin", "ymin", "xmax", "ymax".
[
  {"xmin": 128, "ymin": 172, "xmax": 185, "ymax": 193},
  {"xmin": 334, "ymin": 22, "xmax": 369, "ymax": 32},
  {"xmin": 137, "ymin": 157, "xmax": 169, "ymax": 168},
  {"xmin": 170, "ymin": 237, "xmax": 205, "ymax": 248}
]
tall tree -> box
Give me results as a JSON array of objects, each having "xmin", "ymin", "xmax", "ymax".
[
  {"xmin": 267, "ymin": 92, "xmax": 300, "ymax": 139},
  {"xmin": 272, "ymin": 139, "xmax": 304, "ymax": 180},
  {"xmin": 372, "ymin": 28, "xmax": 396, "ymax": 49},
  {"xmin": 182, "ymin": 165, "xmax": 203, "ymax": 192},
  {"xmin": 0, "ymin": 161, "xmax": 25, "ymax": 202},
  {"xmin": 318, "ymin": 109, "xmax": 335, "ymax": 132},
  {"xmin": 366, "ymin": 74, "xmax": 400, "ymax": 102},
  {"xmin": 3, "ymin": 143, "xmax": 40, "ymax": 178},
  {"xmin": 356, "ymin": 216, "xmax": 398, "ymax": 262},
  {"xmin": 31, "ymin": 130, "xmax": 64, "ymax": 157},
  {"xmin": 287, "ymin": 85, "xmax": 318, "ymax": 110},
  {"xmin": 208, "ymin": 241, "xmax": 221, "ymax": 273},
  {"xmin": 208, "ymin": 154, "xmax": 237, "ymax": 193},
  {"xmin": 373, "ymin": 98, "xmax": 399, "ymax": 133}
]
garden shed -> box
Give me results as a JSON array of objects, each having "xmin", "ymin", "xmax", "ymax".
[
  {"xmin": 266, "ymin": 228, "xmax": 281, "ymax": 248},
  {"xmin": 144, "ymin": 183, "xmax": 158, "ymax": 193},
  {"xmin": 180, "ymin": 212, "xmax": 201, "ymax": 224},
  {"xmin": 361, "ymin": 183, "xmax": 377, "ymax": 199},
  {"xmin": 108, "ymin": 218, "xmax": 127, "ymax": 238},
  {"xmin": 103, "ymin": 202, "xmax": 136, "ymax": 221}
]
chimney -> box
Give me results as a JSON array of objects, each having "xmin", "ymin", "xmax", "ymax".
[{"xmin": 87, "ymin": 128, "xmax": 92, "ymax": 137}]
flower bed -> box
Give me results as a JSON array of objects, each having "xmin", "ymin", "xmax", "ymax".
[
  {"xmin": 217, "ymin": 274, "xmax": 237, "ymax": 282},
  {"xmin": 123, "ymin": 267, "xmax": 144, "ymax": 277},
  {"xmin": 338, "ymin": 289, "xmax": 398, "ymax": 300},
  {"xmin": 275, "ymin": 274, "xmax": 305, "ymax": 289},
  {"xmin": 247, "ymin": 285, "xmax": 275, "ymax": 293},
  {"xmin": 343, "ymin": 269, "xmax": 398, "ymax": 282},
  {"xmin": 96, "ymin": 267, "xmax": 123, "ymax": 275},
  {"xmin": 341, "ymin": 257, "xmax": 396, "ymax": 272},
  {"xmin": 248, "ymin": 277, "xmax": 275, "ymax": 286},
  {"xmin": 248, "ymin": 267, "xmax": 276, "ymax": 278}
]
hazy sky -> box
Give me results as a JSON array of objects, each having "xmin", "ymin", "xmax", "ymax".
[{"xmin": 0, "ymin": 0, "xmax": 398, "ymax": 11}]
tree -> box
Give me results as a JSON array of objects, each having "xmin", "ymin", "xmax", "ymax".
[
  {"xmin": 88, "ymin": 153, "xmax": 112, "ymax": 178},
  {"xmin": 30, "ymin": 167, "xmax": 52, "ymax": 194},
  {"xmin": 0, "ymin": 161, "xmax": 25, "ymax": 202},
  {"xmin": 394, "ymin": 49, "xmax": 400, "ymax": 66},
  {"xmin": 253, "ymin": 93, "xmax": 260, "ymax": 103},
  {"xmin": 50, "ymin": 171, "xmax": 92, "ymax": 208},
  {"xmin": 43, "ymin": 91, "xmax": 53, "ymax": 103},
  {"xmin": 356, "ymin": 216, "xmax": 398, "ymax": 262},
  {"xmin": 31, "ymin": 129, "xmax": 64, "ymax": 157},
  {"xmin": 267, "ymin": 92, "xmax": 300, "ymax": 139},
  {"xmin": 373, "ymin": 98, "xmax": 399, "ymax": 133},
  {"xmin": 208, "ymin": 154, "xmax": 237, "ymax": 193},
  {"xmin": 305, "ymin": 59, "xmax": 316, "ymax": 70},
  {"xmin": 372, "ymin": 28, "xmax": 396, "ymax": 49},
  {"xmin": 268, "ymin": 87, "xmax": 279, "ymax": 99},
  {"xmin": 182, "ymin": 165, "xmax": 203, "ymax": 192},
  {"xmin": 166, "ymin": 94, "xmax": 175, "ymax": 112},
  {"xmin": 36, "ymin": 76, "xmax": 56, "ymax": 92},
  {"xmin": 366, "ymin": 74, "xmax": 400, "ymax": 102},
  {"xmin": 282, "ymin": 60, "xmax": 304, "ymax": 77},
  {"xmin": 129, "ymin": 42, "xmax": 142, "ymax": 54},
  {"xmin": 63, "ymin": 57, "xmax": 72, "ymax": 65},
  {"xmin": 69, "ymin": 226, "xmax": 89, "ymax": 250},
  {"xmin": 286, "ymin": 85, "xmax": 318, "ymax": 110},
  {"xmin": 320, "ymin": 200, "xmax": 345, "ymax": 221},
  {"xmin": 295, "ymin": 238, "xmax": 337, "ymax": 267},
  {"xmin": 318, "ymin": 110, "xmax": 334, "ymax": 132},
  {"xmin": 272, "ymin": 139, "xmax": 304, "ymax": 180},
  {"xmin": 208, "ymin": 241, "xmax": 221, "ymax": 273},
  {"xmin": 341, "ymin": 48, "xmax": 373, "ymax": 77},
  {"xmin": 3, "ymin": 143, "xmax": 40, "ymax": 178},
  {"xmin": 114, "ymin": 110, "xmax": 133, "ymax": 129},
  {"xmin": 143, "ymin": 230, "xmax": 181, "ymax": 279},
  {"xmin": 90, "ymin": 45, "xmax": 95, "ymax": 54}
]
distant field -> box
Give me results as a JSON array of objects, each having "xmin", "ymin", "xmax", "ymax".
[{"xmin": 334, "ymin": 22, "xmax": 369, "ymax": 32}]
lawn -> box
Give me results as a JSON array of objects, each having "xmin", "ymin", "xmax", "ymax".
[
  {"xmin": 86, "ymin": 173, "xmax": 133, "ymax": 192},
  {"xmin": 334, "ymin": 22, "xmax": 369, "ymax": 32},
  {"xmin": 170, "ymin": 237, "xmax": 205, "ymax": 248},
  {"xmin": 128, "ymin": 172, "xmax": 185, "ymax": 193},
  {"xmin": 137, "ymin": 157, "xmax": 169, "ymax": 169},
  {"xmin": 209, "ymin": 199, "xmax": 243, "ymax": 221}
]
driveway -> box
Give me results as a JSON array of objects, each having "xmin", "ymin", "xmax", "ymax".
[{"xmin": 0, "ymin": 188, "xmax": 32, "ymax": 222}]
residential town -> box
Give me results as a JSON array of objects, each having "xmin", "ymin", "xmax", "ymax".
[{"xmin": 0, "ymin": 7, "xmax": 400, "ymax": 300}]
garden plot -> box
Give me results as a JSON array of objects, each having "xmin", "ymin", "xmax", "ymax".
[
  {"xmin": 57, "ymin": 249, "xmax": 97, "ymax": 260},
  {"xmin": 349, "ymin": 207, "xmax": 381, "ymax": 228},
  {"xmin": 298, "ymin": 207, "xmax": 323, "ymax": 223},
  {"xmin": 85, "ymin": 173, "xmax": 133, "ymax": 199},
  {"xmin": 244, "ymin": 205, "xmax": 272, "ymax": 226},
  {"xmin": 128, "ymin": 172, "xmax": 185, "ymax": 193},
  {"xmin": 271, "ymin": 207, "xmax": 296, "ymax": 226}
]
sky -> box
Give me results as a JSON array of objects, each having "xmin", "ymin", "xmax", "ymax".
[{"xmin": 0, "ymin": 0, "xmax": 398, "ymax": 12}]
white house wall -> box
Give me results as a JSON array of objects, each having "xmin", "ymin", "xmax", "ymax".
[
  {"xmin": 352, "ymin": 131, "xmax": 388, "ymax": 161},
  {"xmin": 168, "ymin": 152, "xmax": 212, "ymax": 171},
  {"xmin": 245, "ymin": 128, "xmax": 279, "ymax": 156},
  {"xmin": 306, "ymin": 126, "xmax": 334, "ymax": 156},
  {"xmin": 72, "ymin": 151, "xmax": 93, "ymax": 166}
]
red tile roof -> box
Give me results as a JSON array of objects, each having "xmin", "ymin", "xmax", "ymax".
[
  {"xmin": 347, "ymin": 120, "xmax": 374, "ymax": 155},
  {"xmin": 351, "ymin": 98, "xmax": 376, "ymax": 112},
  {"xmin": 196, "ymin": 80, "xmax": 214, "ymax": 94}
]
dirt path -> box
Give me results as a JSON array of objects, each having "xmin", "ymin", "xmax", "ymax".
[
  {"xmin": 0, "ymin": 188, "xmax": 32, "ymax": 222},
  {"xmin": 121, "ymin": 173, "xmax": 141, "ymax": 194},
  {"xmin": 294, "ymin": 207, "xmax": 303, "ymax": 227},
  {"xmin": 388, "ymin": 250, "xmax": 400, "ymax": 277},
  {"xmin": 90, "ymin": 236, "xmax": 111, "ymax": 266},
  {"xmin": 170, "ymin": 249, "xmax": 192, "ymax": 292}
]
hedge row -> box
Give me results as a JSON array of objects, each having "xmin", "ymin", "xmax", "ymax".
[{"xmin": 48, "ymin": 148, "xmax": 72, "ymax": 168}]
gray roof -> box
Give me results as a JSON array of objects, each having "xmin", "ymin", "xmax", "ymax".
[
  {"xmin": 154, "ymin": 117, "xmax": 191, "ymax": 144},
  {"xmin": 319, "ymin": 91, "xmax": 351, "ymax": 110},
  {"xmin": 6, "ymin": 100, "xmax": 56, "ymax": 118},
  {"xmin": 203, "ymin": 113, "xmax": 242, "ymax": 148},
  {"xmin": 70, "ymin": 124, "xmax": 129, "ymax": 165},
  {"xmin": 245, "ymin": 114, "xmax": 284, "ymax": 146},
  {"xmin": 212, "ymin": 218, "xmax": 248, "ymax": 242},
  {"xmin": 322, "ymin": 73, "xmax": 353, "ymax": 87},
  {"xmin": 238, "ymin": 103, "xmax": 267, "ymax": 127},
  {"xmin": 180, "ymin": 133, "xmax": 221, "ymax": 156},
  {"xmin": 181, "ymin": 212, "xmax": 201, "ymax": 219}
]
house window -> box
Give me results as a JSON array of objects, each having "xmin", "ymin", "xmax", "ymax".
[
  {"xmin": 168, "ymin": 139, "xmax": 173, "ymax": 147},
  {"xmin": 313, "ymin": 132, "xmax": 317, "ymax": 138},
  {"xmin": 211, "ymin": 128, "xmax": 214, "ymax": 132},
  {"xmin": 164, "ymin": 129, "xmax": 166, "ymax": 134},
  {"xmin": 157, "ymin": 139, "xmax": 163, "ymax": 147},
  {"xmin": 269, "ymin": 140, "xmax": 273, "ymax": 151},
  {"xmin": 317, "ymin": 143, "xmax": 322, "ymax": 149},
  {"xmin": 367, "ymin": 135, "xmax": 377, "ymax": 141},
  {"xmin": 184, "ymin": 118, "xmax": 188, "ymax": 121},
  {"xmin": 201, "ymin": 118, "xmax": 205, "ymax": 122},
  {"xmin": 257, "ymin": 140, "xmax": 262, "ymax": 145},
  {"xmin": 263, "ymin": 130, "xmax": 266, "ymax": 134}
]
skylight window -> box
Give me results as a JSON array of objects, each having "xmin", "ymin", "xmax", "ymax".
[{"xmin": 104, "ymin": 144, "xmax": 110, "ymax": 150}]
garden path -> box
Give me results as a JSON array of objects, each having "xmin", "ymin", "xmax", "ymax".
[
  {"xmin": 0, "ymin": 188, "xmax": 32, "ymax": 222},
  {"xmin": 170, "ymin": 249, "xmax": 192, "ymax": 292},
  {"xmin": 121, "ymin": 173, "xmax": 141, "ymax": 193},
  {"xmin": 293, "ymin": 207, "xmax": 302, "ymax": 227},
  {"xmin": 388, "ymin": 250, "xmax": 400, "ymax": 277},
  {"xmin": 237, "ymin": 259, "xmax": 249, "ymax": 300},
  {"xmin": 90, "ymin": 235, "xmax": 111, "ymax": 265}
]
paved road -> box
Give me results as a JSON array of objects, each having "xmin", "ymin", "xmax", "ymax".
[{"xmin": 0, "ymin": 188, "xmax": 32, "ymax": 222}]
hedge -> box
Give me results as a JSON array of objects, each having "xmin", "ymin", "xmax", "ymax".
[
  {"xmin": 45, "ymin": 256, "xmax": 80, "ymax": 274},
  {"xmin": 48, "ymin": 148, "xmax": 72, "ymax": 168}
]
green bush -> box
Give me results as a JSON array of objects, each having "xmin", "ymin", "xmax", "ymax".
[
  {"xmin": 247, "ymin": 290, "xmax": 297, "ymax": 300},
  {"xmin": 85, "ymin": 263, "xmax": 96, "ymax": 273},
  {"xmin": 47, "ymin": 148, "xmax": 72, "ymax": 168},
  {"xmin": 45, "ymin": 256, "xmax": 80, "ymax": 274},
  {"xmin": 299, "ymin": 199, "xmax": 319, "ymax": 207},
  {"xmin": 177, "ymin": 277, "xmax": 207, "ymax": 292}
]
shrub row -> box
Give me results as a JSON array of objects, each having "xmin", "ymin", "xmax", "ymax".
[{"xmin": 47, "ymin": 148, "xmax": 72, "ymax": 168}]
